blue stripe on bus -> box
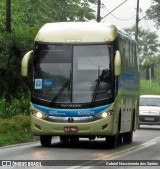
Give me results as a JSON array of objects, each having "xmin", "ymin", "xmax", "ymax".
[{"xmin": 32, "ymin": 103, "xmax": 112, "ymax": 117}]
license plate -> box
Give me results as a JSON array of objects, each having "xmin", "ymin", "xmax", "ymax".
[
  {"xmin": 145, "ymin": 117, "xmax": 154, "ymax": 121},
  {"xmin": 64, "ymin": 126, "xmax": 78, "ymax": 132}
]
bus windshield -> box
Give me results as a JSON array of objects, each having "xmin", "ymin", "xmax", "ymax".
[{"xmin": 33, "ymin": 44, "xmax": 113, "ymax": 104}]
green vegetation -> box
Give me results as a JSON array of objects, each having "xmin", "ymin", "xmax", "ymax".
[
  {"xmin": 0, "ymin": 115, "xmax": 37, "ymax": 147},
  {"xmin": 0, "ymin": 0, "xmax": 96, "ymax": 117},
  {"xmin": 0, "ymin": 79, "xmax": 159, "ymax": 147},
  {"xmin": 0, "ymin": 92, "xmax": 30, "ymax": 118},
  {"xmin": 146, "ymin": 0, "xmax": 160, "ymax": 29},
  {"xmin": 140, "ymin": 79, "xmax": 160, "ymax": 95},
  {"xmin": 0, "ymin": 0, "xmax": 160, "ymax": 147},
  {"xmin": 0, "ymin": 0, "xmax": 95, "ymax": 148}
]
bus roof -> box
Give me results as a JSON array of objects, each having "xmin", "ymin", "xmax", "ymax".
[{"xmin": 35, "ymin": 22, "xmax": 129, "ymax": 43}]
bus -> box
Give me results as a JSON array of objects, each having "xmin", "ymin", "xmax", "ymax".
[{"xmin": 21, "ymin": 22, "xmax": 139, "ymax": 148}]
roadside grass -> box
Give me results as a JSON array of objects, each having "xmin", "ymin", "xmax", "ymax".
[
  {"xmin": 140, "ymin": 79, "xmax": 160, "ymax": 95},
  {"xmin": 0, "ymin": 115, "xmax": 37, "ymax": 147}
]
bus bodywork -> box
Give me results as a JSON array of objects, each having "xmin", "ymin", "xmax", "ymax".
[{"xmin": 22, "ymin": 22, "xmax": 139, "ymax": 148}]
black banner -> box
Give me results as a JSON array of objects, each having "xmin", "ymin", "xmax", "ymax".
[{"xmin": 0, "ymin": 160, "xmax": 160, "ymax": 167}]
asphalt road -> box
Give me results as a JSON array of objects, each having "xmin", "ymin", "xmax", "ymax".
[{"xmin": 0, "ymin": 125, "xmax": 160, "ymax": 169}]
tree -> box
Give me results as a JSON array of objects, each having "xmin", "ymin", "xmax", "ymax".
[
  {"xmin": 0, "ymin": 0, "xmax": 96, "ymax": 31},
  {"xmin": 0, "ymin": 0, "xmax": 97, "ymax": 104},
  {"xmin": 125, "ymin": 26, "xmax": 160, "ymax": 81},
  {"xmin": 6, "ymin": 0, "xmax": 11, "ymax": 32},
  {"xmin": 146, "ymin": 0, "xmax": 160, "ymax": 28},
  {"xmin": 125, "ymin": 26, "xmax": 160, "ymax": 68}
]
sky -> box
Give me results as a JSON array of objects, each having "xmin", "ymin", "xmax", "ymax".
[{"xmin": 97, "ymin": 0, "xmax": 160, "ymax": 37}]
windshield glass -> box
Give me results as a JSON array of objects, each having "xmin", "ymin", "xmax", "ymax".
[
  {"xmin": 140, "ymin": 97, "xmax": 160, "ymax": 107},
  {"xmin": 72, "ymin": 45, "xmax": 112, "ymax": 103},
  {"xmin": 33, "ymin": 44, "xmax": 112, "ymax": 104}
]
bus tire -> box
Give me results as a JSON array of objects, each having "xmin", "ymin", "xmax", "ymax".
[
  {"xmin": 105, "ymin": 135, "xmax": 117, "ymax": 149},
  {"xmin": 118, "ymin": 110, "xmax": 121, "ymax": 133},
  {"xmin": 117, "ymin": 134, "xmax": 123, "ymax": 145},
  {"xmin": 40, "ymin": 135, "xmax": 52, "ymax": 147},
  {"xmin": 132, "ymin": 111, "xmax": 135, "ymax": 131},
  {"xmin": 123, "ymin": 131, "xmax": 133, "ymax": 144}
]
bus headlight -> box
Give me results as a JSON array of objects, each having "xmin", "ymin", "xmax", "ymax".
[
  {"xmin": 101, "ymin": 112, "xmax": 108, "ymax": 118},
  {"xmin": 31, "ymin": 110, "xmax": 48, "ymax": 119},
  {"xmin": 36, "ymin": 112, "xmax": 43, "ymax": 118},
  {"xmin": 100, "ymin": 110, "xmax": 113, "ymax": 118}
]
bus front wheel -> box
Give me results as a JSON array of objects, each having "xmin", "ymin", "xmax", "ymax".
[
  {"xmin": 40, "ymin": 135, "xmax": 52, "ymax": 147},
  {"xmin": 105, "ymin": 135, "xmax": 117, "ymax": 149},
  {"xmin": 123, "ymin": 131, "xmax": 133, "ymax": 144}
]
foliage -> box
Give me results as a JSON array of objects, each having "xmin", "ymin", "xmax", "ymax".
[
  {"xmin": 0, "ymin": 28, "xmax": 36, "ymax": 103},
  {"xmin": 140, "ymin": 78, "xmax": 160, "ymax": 95},
  {"xmin": 0, "ymin": 92, "xmax": 30, "ymax": 118},
  {"xmin": 0, "ymin": 0, "xmax": 96, "ymax": 117},
  {"xmin": 141, "ymin": 55, "xmax": 159, "ymax": 69},
  {"xmin": 146, "ymin": 0, "xmax": 160, "ymax": 29},
  {"xmin": 155, "ymin": 64, "xmax": 160, "ymax": 86},
  {"xmin": 0, "ymin": 115, "xmax": 36, "ymax": 147},
  {"xmin": 0, "ymin": 79, "xmax": 160, "ymax": 147},
  {"xmin": 0, "ymin": 0, "xmax": 96, "ymax": 31},
  {"xmin": 125, "ymin": 26, "xmax": 160, "ymax": 68}
]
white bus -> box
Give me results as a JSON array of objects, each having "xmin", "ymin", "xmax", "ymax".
[{"xmin": 22, "ymin": 22, "xmax": 139, "ymax": 148}]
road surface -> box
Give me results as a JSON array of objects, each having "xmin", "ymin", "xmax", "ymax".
[{"xmin": 0, "ymin": 125, "xmax": 160, "ymax": 169}]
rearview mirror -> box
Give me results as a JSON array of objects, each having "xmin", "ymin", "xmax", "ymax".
[
  {"xmin": 21, "ymin": 50, "xmax": 33, "ymax": 77},
  {"xmin": 114, "ymin": 50, "xmax": 121, "ymax": 76}
]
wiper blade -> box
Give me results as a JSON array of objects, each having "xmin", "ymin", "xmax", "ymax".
[
  {"xmin": 92, "ymin": 79, "xmax": 100, "ymax": 103},
  {"xmin": 92, "ymin": 68, "xmax": 111, "ymax": 104},
  {"xmin": 50, "ymin": 80, "xmax": 70, "ymax": 104},
  {"xmin": 92, "ymin": 66, "xmax": 101, "ymax": 103}
]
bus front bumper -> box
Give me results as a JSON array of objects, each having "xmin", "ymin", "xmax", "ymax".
[{"xmin": 31, "ymin": 114, "xmax": 114, "ymax": 137}]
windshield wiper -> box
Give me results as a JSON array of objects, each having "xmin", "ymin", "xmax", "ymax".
[
  {"xmin": 50, "ymin": 80, "xmax": 70, "ymax": 104},
  {"xmin": 50, "ymin": 70, "xmax": 72, "ymax": 104},
  {"xmin": 92, "ymin": 79, "xmax": 100, "ymax": 103},
  {"xmin": 92, "ymin": 66, "xmax": 100, "ymax": 103},
  {"xmin": 92, "ymin": 67, "xmax": 112, "ymax": 104}
]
